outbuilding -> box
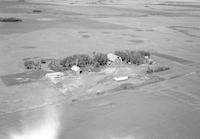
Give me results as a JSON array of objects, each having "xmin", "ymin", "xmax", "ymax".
[{"xmin": 107, "ymin": 53, "xmax": 122, "ymax": 64}]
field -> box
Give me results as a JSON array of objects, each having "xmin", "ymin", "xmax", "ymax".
[{"xmin": 0, "ymin": 0, "xmax": 200, "ymax": 139}]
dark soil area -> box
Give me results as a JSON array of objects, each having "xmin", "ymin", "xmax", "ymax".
[{"xmin": 0, "ymin": 17, "xmax": 22, "ymax": 22}]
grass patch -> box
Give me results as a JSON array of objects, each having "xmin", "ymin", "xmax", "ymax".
[
  {"xmin": 32, "ymin": 10, "xmax": 42, "ymax": 13},
  {"xmin": 1, "ymin": 70, "xmax": 47, "ymax": 86},
  {"xmin": 0, "ymin": 17, "xmax": 22, "ymax": 22},
  {"xmin": 147, "ymin": 66, "xmax": 170, "ymax": 73},
  {"xmin": 49, "ymin": 59, "xmax": 67, "ymax": 72}
]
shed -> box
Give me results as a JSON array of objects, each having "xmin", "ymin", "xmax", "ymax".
[
  {"xmin": 71, "ymin": 65, "xmax": 82, "ymax": 75},
  {"xmin": 107, "ymin": 53, "xmax": 122, "ymax": 64}
]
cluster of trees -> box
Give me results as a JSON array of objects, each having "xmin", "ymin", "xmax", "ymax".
[{"xmin": 24, "ymin": 50, "xmax": 154, "ymax": 72}]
